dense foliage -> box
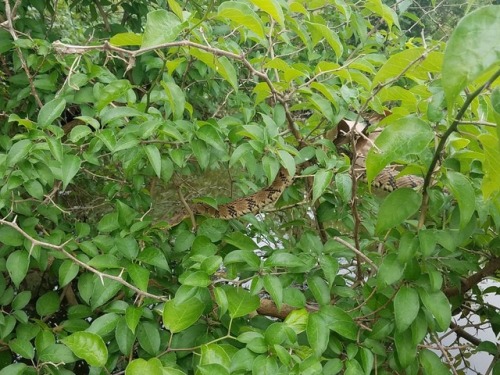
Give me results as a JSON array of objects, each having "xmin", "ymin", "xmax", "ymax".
[{"xmin": 0, "ymin": 0, "xmax": 499, "ymax": 374}]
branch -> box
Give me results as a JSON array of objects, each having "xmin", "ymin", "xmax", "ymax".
[
  {"xmin": 0, "ymin": 218, "xmax": 168, "ymax": 302},
  {"xmin": 444, "ymin": 256, "xmax": 500, "ymax": 298}
]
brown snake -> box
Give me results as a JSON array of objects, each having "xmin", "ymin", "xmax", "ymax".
[{"xmin": 168, "ymin": 160, "xmax": 423, "ymax": 227}]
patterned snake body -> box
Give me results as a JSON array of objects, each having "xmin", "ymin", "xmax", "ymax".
[{"xmin": 168, "ymin": 165, "xmax": 422, "ymax": 226}]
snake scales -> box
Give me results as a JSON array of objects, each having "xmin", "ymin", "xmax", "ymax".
[{"xmin": 168, "ymin": 152, "xmax": 424, "ymax": 227}]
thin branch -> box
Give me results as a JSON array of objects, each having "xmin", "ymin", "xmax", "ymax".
[
  {"xmin": 333, "ymin": 236, "xmax": 379, "ymax": 272},
  {"xmin": 0, "ymin": 218, "xmax": 168, "ymax": 301}
]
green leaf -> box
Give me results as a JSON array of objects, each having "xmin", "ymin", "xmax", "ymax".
[
  {"xmin": 377, "ymin": 253, "xmax": 404, "ymax": 287},
  {"xmin": 249, "ymin": 0, "xmax": 284, "ymax": 27},
  {"xmin": 306, "ymin": 313, "xmax": 329, "ymax": 357},
  {"xmin": 394, "ymin": 287, "xmax": 419, "ymax": 332},
  {"xmin": 418, "ymin": 289, "xmax": 451, "ymax": 331},
  {"xmin": 141, "ymin": 10, "xmax": 183, "ymax": 48},
  {"xmin": 200, "ymin": 343, "xmax": 231, "ymax": 369},
  {"xmin": 125, "ymin": 306, "xmax": 143, "ymax": 333},
  {"xmin": 478, "ymin": 133, "xmax": 500, "ymax": 199},
  {"xmin": 162, "ymin": 81, "xmax": 185, "ymax": 120},
  {"xmin": 38, "ymin": 344, "xmax": 76, "ymax": 364},
  {"xmin": 137, "ymin": 322, "xmax": 161, "ymax": 355},
  {"xmin": 180, "ymin": 271, "xmax": 211, "ymax": 287},
  {"xmin": 217, "ymin": 2, "xmax": 265, "ymax": 40},
  {"xmin": 320, "ymin": 306, "xmax": 358, "ymax": 340},
  {"xmin": 394, "ymin": 329, "xmax": 417, "ymax": 368},
  {"xmin": 307, "ymin": 22, "xmax": 343, "ymax": 60},
  {"xmin": 0, "ymin": 226, "xmax": 24, "ymax": 246},
  {"xmin": 366, "ymin": 117, "xmax": 433, "ymax": 185},
  {"xmin": 224, "ymin": 232, "xmax": 258, "ymax": 251},
  {"xmin": 127, "ymin": 263, "xmax": 150, "ymax": 291},
  {"xmin": 96, "ymin": 80, "xmax": 132, "ymax": 111},
  {"xmin": 7, "ymin": 139, "xmax": 32, "ymax": 167},
  {"xmin": 375, "ymin": 188, "xmax": 422, "ymax": 234},
  {"xmin": 263, "ymin": 275, "xmax": 283, "ymax": 311},
  {"xmin": 225, "ymin": 287, "xmax": 260, "ymax": 318},
  {"xmin": 162, "ymin": 297, "xmax": 205, "ymax": 333},
  {"xmin": 62, "ymin": 331, "xmax": 108, "ymax": 367},
  {"xmin": 36, "ymin": 291, "xmax": 60, "ymax": 317},
  {"xmin": 115, "ymin": 318, "xmax": 135, "ymax": 355},
  {"xmin": 126, "ymin": 358, "xmax": 163, "ymax": 375},
  {"xmin": 420, "ymin": 349, "xmax": 452, "ymax": 375},
  {"xmin": 0, "ymin": 364, "xmax": 28, "ymax": 375},
  {"xmin": 90, "ymin": 275, "xmax": 123, "ymax": 310},
  {"xmin": 307, "ymin": 275, "xmax": 330, "ymax": 306},
  {"xmin": 59, "ymin": 260, "xmax": 80, "ymax": 287},
  {"xmin": 265, "ymin": 252, "xmax": 305, "ymax": 268},
  {"xmin": 24, "ymin": 180, "xmax": 44, "ymax": 200},
  {"xmin": 61, "ymin": 154, "xmax": 82, "ymax": 190},
  {"xmin": 319, "ymin": 255, "xmax": 339, "ymax": 287},
  {"xmin": 144, "ymin": 145, "xmax": 162, "ymax": 178},
  {"xmin": 373, "ymin": 48, "xmax": 425, "ymax": 87},
  {"xmin": 38, "ymin": 97, "xmax": 66, "ymax": 127},
  {"xmin": 9, "ymin": 338, "xmax": 34, "ymax": 359},
  {"xmin": 12, "ymin": 291, "xmax": 31, "ymax": 310},
  {"xmin": 442, "ymin": 5, "xmax": 500, "ymax": 106},
  {"xmin": 87, "ymin": 313, "xmax": 120, "ymax": 337},
  {"xmin": 6, "ymin": 250, "xmax": 29, "ymax": 288},
  {"xmin": 110, "ymin": 32, "xmax": 142, "ymax": 47},
  {"xmin": 312, "ymin": 169, "xmax": 333, "ymax": 203},
  {"xmin": 189, "ymin": 48, "xmax": 239, "ymax": 91},
  {"xmin": 446, "ymin": 171, "xmax": 475, "ymax": 228}
]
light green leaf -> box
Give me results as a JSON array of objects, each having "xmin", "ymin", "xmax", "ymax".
[
  {"xmin": 38, "ymin": 343, "xmax": 76, "ymax": 364},
  {"xmin": 137, "ymin": 322, "xmax": 161, "ymax": 355},
  {"xmin": 217, "ymin": 2, "xmax": 265, "ymax": 40},
  {"xmin": 90, "ymin": 275, "xmax": 123, "ymax": 310},
  {"xmin": 442, "ymin": 5, "xmax": 500, "ymax": 106},
  {"xmin": 125, "ymin": 358, "xmax": 163, "ymax": 375},
  {"xmin": 144, "ymin": 145, "xmax": 162, "ymax": 178},
  {"xmin": 61, "ymin": 154, "xmax": 82, "ymax": 190},
  {"xmin": 265, "ymin": 252, "xmax": 305, "ymax": 268},
  {"xmin": 110, "ymin": 32, "xmax": 142, "ymax": 46},
  {"xmin": 250, "ymin": 0, "xmax": 284, "ymax": 27},
  {"xmin": 446, "ymin": 171, "xmax": 475, "ymax": 228},
  {"xmin": 62, "ymin": 332, "xmax": 108, "ymax": 367},
  {"xmin": 0, "ymin": 226, "xmax": 24, "ymax": 246},
  {"xmin": 394, "ymin": 287, "xmax": 419, "ymax": 332},
  {"xmin": 162, "ymin": 297, "xmax": 204, "ymax": 333},
  {"xmin": 141, "ymin": 10, "xmax": 183, "ymax": 48},
  {"xmin": 365, "ymin": 0, "xmax": 400, "ymax": 29},
  {"xmin": 38, "ymin": 97, "xmax": 66, "ymax": 127},
  {"xmin": 200, "ymin": 344, "xmax": 231, "ymax": 369},
  {"xmin": 376, "ymin": 188, "xmax": 422, "ymax": 234},
  {"xmin": 225, "ymin": 287, "xmax": 260, "ymax": 318},
  {"xmin": 366, "ymin": 117, "xmax": 433, "ymax": 184},
  {"xmin": 180, "ymin": 271, "xmax": 211, "ymax": 287},
  {"xmin": 306, "ymin": 313, "xmax": 329, "ymax": 358},
  {"xmin": 96, "ymin": 80, "xmax": 132, "ymax": 111},
  {"xmin": 372, "ymin": 48, "xmax": 425, "ymax": 87}
]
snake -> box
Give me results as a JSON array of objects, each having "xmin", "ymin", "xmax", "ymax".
[{"xmin": 167, "ymin": 159, "xmax": 424, "ymax": 227}]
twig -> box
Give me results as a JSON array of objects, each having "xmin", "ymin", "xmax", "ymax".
[
  {"xmin": 333, "ymin": 236, "xmax": 379, "ymax": 272},
  {"xmin": 0, "ymin": 217, "xmax": 168, "ymax": 301}
]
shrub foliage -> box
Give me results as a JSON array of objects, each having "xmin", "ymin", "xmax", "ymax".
[{"xmin": 0, "ymin": 0, "xmax": 499, "ymax": 374}]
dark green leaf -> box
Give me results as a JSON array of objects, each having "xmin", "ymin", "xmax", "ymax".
[
  {"xmin": 307, "ymin": 313, "xmax": 329, "ymax": 357},
  {"xmin": 38, "ymin": 98, "xmax": 66, "ymax": 127}
]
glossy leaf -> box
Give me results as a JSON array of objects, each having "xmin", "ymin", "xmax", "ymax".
[
  {"xmin": 125, "ymin": 358, "xmax": 163, "ymax": 375},
  {"xmin": 162, "ymin": 297, "xmax": 205, "ymax": 333},
  {"xmin": 225, "ymin": 287, "xmax": 260, "ymax": 318},
  {"xmin": 376, "ymin": 188, "xmax": 422, "ymax": 234},
  {"xmin": 62, "ymin": 332, "xmax": 108, "ymax": 367}
]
